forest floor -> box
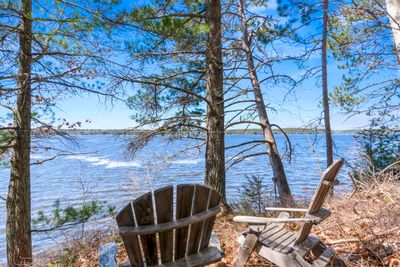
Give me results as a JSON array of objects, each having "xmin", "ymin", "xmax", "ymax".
[{"xmin": 38, "ymin": 180, "xmax": 400, "ymax": 267}]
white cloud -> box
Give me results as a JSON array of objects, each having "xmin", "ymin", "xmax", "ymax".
[{"xmin": 248, "ymin": 0, "xmax": 278, "ymax": 15}]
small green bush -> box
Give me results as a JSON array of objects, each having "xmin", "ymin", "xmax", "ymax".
[
  {"xmin": 352, "ymin": 126, "xmax": 400, "ymax": 182},
  {"xmin": 32, "ymin": 200, "xmax": 115, "ymax": 237},
  {"xmin": 232, "ymin": 175, "xmax": 274, "ymax": 215}
]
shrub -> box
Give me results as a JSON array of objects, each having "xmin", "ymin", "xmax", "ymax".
[
  {"xmin": 32, "ymin": 200, "xmax": 115, "ymax": 238},
  {"xmin": 351, "ymin": 126, "xmax": 400, "ymax": 182},
  {"xmin": 232, "ymin": 175, "xmax": 274, "ymax": 215}
]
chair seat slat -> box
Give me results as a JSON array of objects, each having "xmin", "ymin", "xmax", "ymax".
[
  {"xmin": 271, "ymin": 231, "xmax": 295, "ymax": 250},
  {"xmin": 277, "ymin": 234, "xmax": 297, "ymax": 254},
  {"xmin": 260, "ymin": 228, "xmax": 287, "ymax": 246},
  {"xmin": 294, "ymin": 234, "xmax": 321, "ymax": 258},
  {"xmin": 152, "ymin": 247, "xmax": 223, "ymax": 267}
]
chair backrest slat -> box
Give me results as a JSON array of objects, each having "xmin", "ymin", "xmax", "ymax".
[
  {"xmin": 154, "ymin": 186, "xmax": 173, "ymax": 263},
  {"xmin": 295, "ymin": 158, "xmax": 344, "ymax": 244},
  {"xmin": 199, "ymin": 189, "xmax": 221, "ymax": 250},
  {"xmin": 132, "ymin": 192, "xmax": 158, "ymax": 266},
  {"xmin": 175, "ymin": 184, "xmax": 195, "ymax": 259},
  {"xmin": 187, "ymin": 185, "xmax": 211, "ymax": 255},
  {"xmin": 116, "ymin": 204, "xmax": 143, "ymax": 266}
]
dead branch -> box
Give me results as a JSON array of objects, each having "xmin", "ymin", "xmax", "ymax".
[
  {"xmin": 226, "ymin": 152, "xmax": 269, "ymax": 171},
  {"xmin": 226, "ymin": 140, "xmax": 267, "ymax": 150},
  {"xmin": 30, "ymin": 152, "xmax": 84, "ymax": 165},
  {"xmin": 270, "ymin": 123, "xmax": 293, "ymax": 162}
]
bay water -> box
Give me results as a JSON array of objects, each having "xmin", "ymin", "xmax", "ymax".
[{"xmin": 0, "ymin": 133, "xmax": 359, "ymax": 262}]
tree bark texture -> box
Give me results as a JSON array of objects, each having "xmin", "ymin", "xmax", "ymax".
[
  {"xmin": 385, "ymin": 0, "xmax": 400, "ymax": 61},
  {"xmin": 204, "ymin": 0, "xmax": 226, "ymax": 203},
  {"xmin": 7, "ymin": 0, "xmax": 33, "ymax": 265},
  {"xmin": 322, "ymin": 0, "xmax": 333, "ymax": 167},
  {"xmin": 238, "ymin": 0, "xmax": 293, "ymax": 206}
]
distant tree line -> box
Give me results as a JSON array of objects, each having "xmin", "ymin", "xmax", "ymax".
[{"xmin": 54, "ymin": 128, "xmax": 357, "ymax": 135}]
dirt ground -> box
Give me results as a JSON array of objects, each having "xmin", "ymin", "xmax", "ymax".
[{"xmin": 39, "ymin": 181, "xmax": 400, "ymax": 267}]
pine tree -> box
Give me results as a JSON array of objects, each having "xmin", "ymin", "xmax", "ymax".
[{"xmin": 0, "ymin": 1, "xmax": 117, "ymax": 264}]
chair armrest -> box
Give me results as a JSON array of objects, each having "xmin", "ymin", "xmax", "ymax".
[
  {"xmin": 265, "ymin": 207, "xmax": 308, "ymax": 213},
  {"xmin": 307, "ymin": 208, "xmax": 331, "ymax": 224},
  {"xmin": 233, "ymin": 208, "xmax": 331, "ymax": 225},
  {"xmin": 233, "ymin": 216, "xmax": 317, "ymax": 224}
]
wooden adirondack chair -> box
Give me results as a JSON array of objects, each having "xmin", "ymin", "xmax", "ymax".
[
  {"xmin": 115, "ymin": 184, "xmax": 223, "ymax": 267},
  {"xmin": 232, "ymin": 158, "xmax": 344, "ymax": 267}
]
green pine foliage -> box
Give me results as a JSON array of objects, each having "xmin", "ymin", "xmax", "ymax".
[
  {"xmin": 232, "ymin": 175, "xmax": 273, "ymax": 215},
  {"xmin": 32, "ymin": 200, "xmax": 115, "ymax": 234},
  {"xmin": 352, "ymin": 126, "xmax": 400, "ymax": 181},
  {"xmin": 330, "ymin": 0, "xmax": 399, "ymax": 123},
  {"xmin": 119, "ymin": 0, "xmax": 209, "ymax": 152}
]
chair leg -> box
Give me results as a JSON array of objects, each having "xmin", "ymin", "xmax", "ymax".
[
  {"xmin": 312, "ymin": 247, "xmax": 336, "ymax": 267},
  {"xmin": 233, "ymin": 229, "xmax": 259, "ymax": 267}
]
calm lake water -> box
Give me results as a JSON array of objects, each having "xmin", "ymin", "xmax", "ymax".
[{"xmin": 0, "ymin": 134, "xmax": 358, "ymax": 263}]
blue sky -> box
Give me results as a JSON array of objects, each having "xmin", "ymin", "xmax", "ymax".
[
  {"xmin": 0, "ymin": 0, "xmax": 372, "ymax": 130},
  {"xmin": 55, "ymin": 92, "xmax": 370, "ymax": 130},
  {"xmin": 52, "ymin": 0, "xmax": 370, "ymax": 130},
  {"xmin": 55, "ymin": 55, "xmax": 370, "ymax": 131}
]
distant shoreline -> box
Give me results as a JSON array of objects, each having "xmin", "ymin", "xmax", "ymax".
[{"xmin": 58, "ymin": 128, "xmax": 357, "ymax": 135}]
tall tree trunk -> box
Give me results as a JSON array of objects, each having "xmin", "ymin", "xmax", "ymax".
[
  {"xmin": 322, "ymin": 0, "xmax": 333, "ymax": 167},
  {"xmin": 204, "ymin": 0, "xmax": 226, "ymax": 204},
  {"xmin": 238, "ymin": 0, "xmax": 293, "ymax": 206},
  {"xmin": 7, "ymin": 0, "xmax": 33, "ymax": 265},
  {"xmin": 385, "ymin": 0, "xmax": 400, "ymax": 60}
]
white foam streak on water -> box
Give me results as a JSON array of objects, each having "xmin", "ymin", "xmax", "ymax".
[
  {"xmin": 30, "ymin": 155, "xmax": 47, "ymax": 159},
  {"xmin": 65, "ymin": 155, "xmax": 203, "ymax": 168},
  {"xmin": 104, "ymin": 161, "xmax": 142, "ymax": 168},
  {"xmin": 170, "ymin": 159, "xmax": 203, "ymax": 164},
  {"xmin": 66, "ymin": 155, "xmax": 105, "ymax": 162},
  {"xmin": 66, "ymin": 155, "xmax": 142, "ymax": 168}
]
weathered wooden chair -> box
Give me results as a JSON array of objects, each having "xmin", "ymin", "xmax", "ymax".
[
  {"xmin": 232, "ymin": 158, "xmax": 344, "ymax": 267},
  {"xmin": 113, "ymin": 184, "xmax": 223, "ymax": 267}
]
